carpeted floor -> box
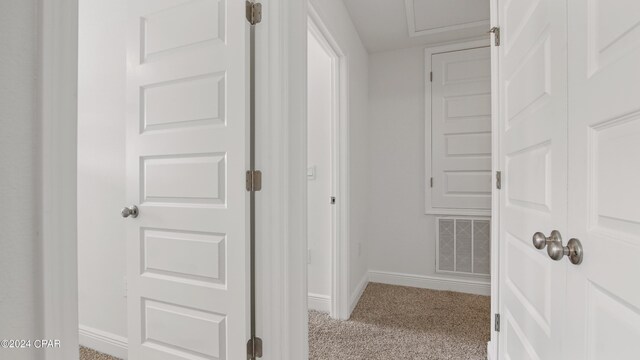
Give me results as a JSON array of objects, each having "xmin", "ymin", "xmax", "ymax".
[
  {"xmin": 81, "ymin": 283, "xmax": 489, "ymax": 360},
  {"xmin": 80, "ymin": 346, "xmax": 120, "ymax": 360},
  {"xmin": 309, "ymin": 282, "xmax": 491, "ymax": 360}
]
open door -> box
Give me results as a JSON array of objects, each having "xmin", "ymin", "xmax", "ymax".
[
  {"xmin": 565, "ymin": 1, "xmax": 640, "ymax": 358},
  {"xmin": 124, "ymin": 1, "xmax": 249, "ymax": 359},
  {"xmin": 497, "ymin": 0, "xmax": 568, "ymax": 358},
  {"xmin": 498, "ymin": 0, "xmax": 640, "ymax": 358}
]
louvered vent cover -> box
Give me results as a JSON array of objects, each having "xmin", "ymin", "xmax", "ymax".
[{"xmin": 437, "ymin": 218, "xmax": 490, "ymax": 275}]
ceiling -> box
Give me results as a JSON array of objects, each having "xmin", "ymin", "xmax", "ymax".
[{"xmin": 343, "ymin": 0, "xmax": 490, "ymax": 53}]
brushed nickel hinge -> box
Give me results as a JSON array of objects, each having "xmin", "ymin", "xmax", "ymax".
[
  {"xmin": 430, "ymin": 177, "xmax": 434, "ymax": 188},
  {"xmin": 247, "ymin": 336, "xmax": 263, "ymax": 359},
  {"xmin": 496, "ymin": 171, "xmax": 502, "ymax": 190},
  {"xmin": 246, "ymin": 170, "xmax": 262, "ymax": 192},
  {"xmin": 495, "ymin": 313, "xmax": 500, "ymax": 332},
  {"xmin": 489, "ymin": 26, "xmax": 500, "ymax": 46},
  {"xmin": 430, "ymin": 71, "xmax": 433, "ymax": 82},
  {"xmin": 246, "ymin": 1, "xmax": 262, "ymax": 25}
]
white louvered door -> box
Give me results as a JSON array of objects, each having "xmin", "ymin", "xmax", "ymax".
[{"xmin": 125, "ymin": 1, "xmax": 249, "ymax": 359}]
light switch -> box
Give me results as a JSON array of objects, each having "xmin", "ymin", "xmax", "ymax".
[{"xmin": 307, "ymin": 166, "xmax": 316, "ymax": 180}]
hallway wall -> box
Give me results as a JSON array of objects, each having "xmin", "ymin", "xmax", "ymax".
[
  {"xmin": 77, "ymin": 0, "xmax": 128, "ymax": 357},
  {"xmin": 0, "ymin": 2, "xmax": 44, "ymax": 359}
]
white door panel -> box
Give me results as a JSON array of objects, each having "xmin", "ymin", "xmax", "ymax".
[
  {"xmin": 498, "ymin": 0, "xmax": 568, "ymax": 358},
  {"xmin": 431, "ymin": 47, "xmax": 492, "ymax": 211},
  {"xmin": 126, "ymin": 1, "xmax": 248, "ymax": 359},
  {"xmin": 566, "ymin": 1, "xmax": 640, "ymax": 358}
]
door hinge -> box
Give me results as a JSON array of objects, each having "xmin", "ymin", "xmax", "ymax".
[
  {"xmin": 496, "ymin": 171, "xmax": 502, "ymax": 190},
  {"xmin": 488, "ymin": 26, "xmax": 500, "ymax": 46},
  {"xmin": 246, "ymin": 1, "xmax": 262, "ymax": 25},
  {"xmin": 247, "ymin": 336, "xmax": 263, "ymax": 359},
  {"xmin": 489, "ymin": 26, "xmax": 500, "ymax": 46},
  {"xmin": 495, "ymin": 313, "xmax": 500, "ymax": 332},
  {"xmin": 331, "ymin": 196, "xmax": 336, "ymax": 205},
  {"xmin": 246, "ymin": 170, "xmax": 262, "ymax": 192},
  {"xmin": 430, "ymin": 71, "xmax": 433, "ymax": 82},
  {"xmin": 430, "ymin": 177, "xmax": 434, "ymax": 188}
]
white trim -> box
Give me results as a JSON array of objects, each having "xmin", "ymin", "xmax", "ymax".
[
  {"xmin": 308, "ymin": 293, "xmax": 332, "ymax": 313},
  {"xmin": 79, "ymin": 326, "xmax": 128, "ymax": 360},
  {"xmin": 424, "ymin": 39, "xmax": 491, "ymax": 215},
  {"xmin": 488, "ymin": 0, "xmax": 501, "ymax": 357},
  {"xmin": 404, "ymin": 0, "xmax": 489, "ymax": 37},
  {"xmin": 487, "ymin": 341, "xmax": 496, "ymax": 360},
  {"xmin": 41, "ymin": 1, "xmax": 79, "ymax": 360},
  {"xmin": 349, "ymin": 272, "xmax": 369, "ymax": 315},
  {"xmin": 368, "ymin": 270, "xmax": 490, "ymax": 296},
  {"xmin": 256, "ymin": 0, "xmax": 308, "ymax": 359},
  {"xmin": 426, "ymin": 208, "xmax": 492, "ymax": 217},
  {"xmin": 307, "ymin": 3, "xmax": 351, "ymax": 321}
]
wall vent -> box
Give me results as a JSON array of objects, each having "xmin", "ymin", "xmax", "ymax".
[{"xmin": 437, "ymin": 217, "xmax": 490, "ymax": 276}]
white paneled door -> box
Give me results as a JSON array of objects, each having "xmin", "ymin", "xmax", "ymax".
[
  {"xmin": 431, "ymin": 47, "xmax": 492, "ymax": 212},
  {"xmin": 125, "ymin": 1, "xmax": 248, "ymax": 359},
  {"xmin": 565, "ymin": 1, "xmax": 640, "ymax": 358},
  {"xmin": 498, "ymin": 0, "xmax": 640, "ymax": 359},
  {"xmin": 497, "ymin": 0, "xmax": 568, "ymax": 358}
]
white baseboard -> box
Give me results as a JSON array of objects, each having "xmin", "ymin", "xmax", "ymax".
[
  {"xmin": 368, "ymin": 270, "xmax": 490, "ymax": 296},
  {"xmin": 487, "ymin": 341, "xmax": 496, "ymax": 360},
  {"xmin": 79, "ymin": 325, "xmax": 128, "ymax": 359},
  {"xmin": 349, "ymin": 272, "xmax": 369, "ymax": 315},
  {"xmin": 308, "ymin": 293, "xmax": 331, "ymax": 313}
]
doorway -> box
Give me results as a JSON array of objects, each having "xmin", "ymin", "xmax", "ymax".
[
  {"xmin": 304, "ymin": 1, "xmax": 497, "ymax": 359},
  {"xmin": 306, "ymin": 10, "xmax": 350, "ymax": 320},
  {"xmin": 306, "ymin": 26, "xmax": 334, "ymax": 315}
]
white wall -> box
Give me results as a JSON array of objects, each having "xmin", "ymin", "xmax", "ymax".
[
  {"xmin": 309, "ymin": 0, "xmax": 371, "ymax": 303},
  {"xmin": 307, "ymin": 32, "xmax": 333, "ymax": 310},
  {"xmin": 0, "ymin": 2, "xmax": 44, "ymax": 359},
  {"xmin": 368, "ymin": 46, "xmax": 488, "ymax": 289},
  {"xmin": 77, "ymin": 0, "xmax": 128, "ymax": 356}
]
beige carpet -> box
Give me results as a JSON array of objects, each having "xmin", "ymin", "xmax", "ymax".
[
  {"xmin": 81, "ymin": 283, "xmax": 489, "ymax": 360},
  {"xmin": 309, "ymin": 282, "xmax": 490, "ymax": 360},
  {"xmin": 80, "ymin": 346, "xmax": 120, "ymax": 360}
]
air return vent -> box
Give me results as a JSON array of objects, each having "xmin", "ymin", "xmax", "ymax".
[{"xmin": 437, "ymin": 217, "xmax": 490, "ymax": 276}]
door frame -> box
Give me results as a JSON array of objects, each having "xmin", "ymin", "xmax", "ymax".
[
  {"xmin": 41, "ymin": 1, "xmax": 79, "ymax": 360},
  {"xmin": 307, "ymin": 4, "xmax": 351, "ymax": 320},
  {"xmin": 488, "ymin": 1, "xmax": 501, "ymax": 358}
]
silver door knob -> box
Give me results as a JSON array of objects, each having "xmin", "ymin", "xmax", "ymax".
[
  {"xmin": 532, "ymin": 230, "xmax": 562, "ymax": 250},
  {"xmin": 121, "ymin": 205, "xmax": 139, "ymax": 218},
  {"xmin": 548, "ymin": 238, "xmax": 583, "ymax": 265},
  {"xmin": 532, "ymin": 230, "xmax": 583, "ymax": 265}
]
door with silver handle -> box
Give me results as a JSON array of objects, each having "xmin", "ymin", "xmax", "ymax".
[
  {"xmin": 121, "ymin": 205, "xmax": 138, "ymax": 218},
  {"xmin": 532, "ymin": 230, "xmax": 583, "ymax": 265}
]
